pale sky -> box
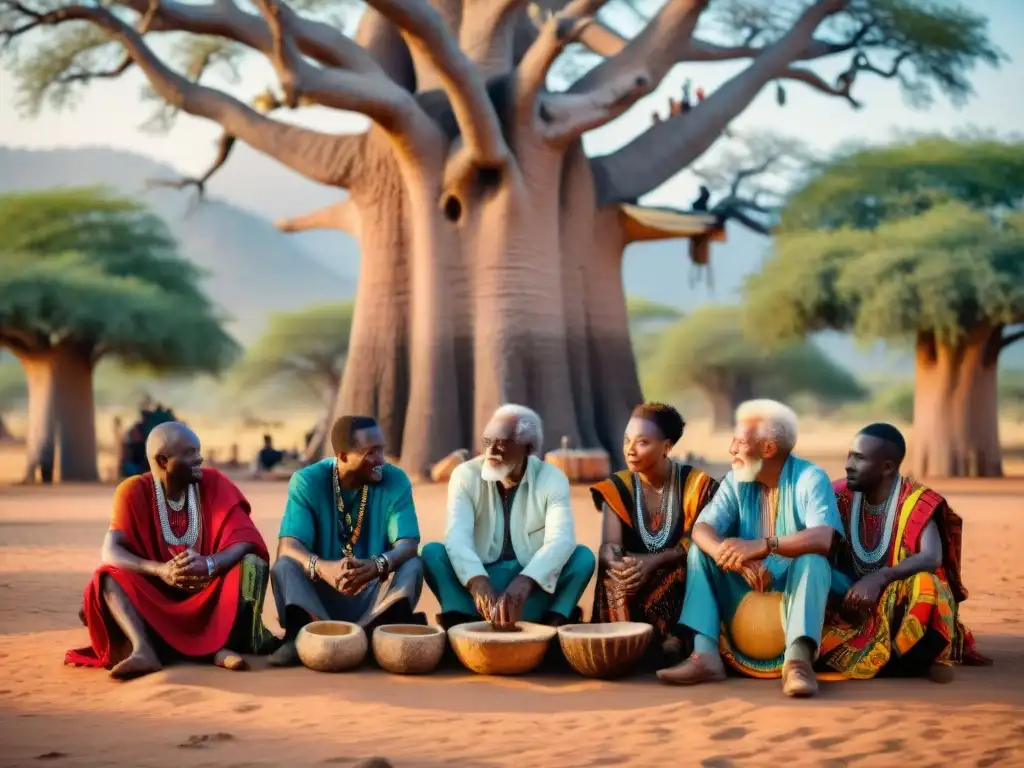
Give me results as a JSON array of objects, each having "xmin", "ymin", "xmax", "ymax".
[{"xmin": 2, "ymin": 0, "xmax": 1022, "ymax": 210}]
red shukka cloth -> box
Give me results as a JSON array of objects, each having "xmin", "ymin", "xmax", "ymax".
[{"xmin": 65, "ymin": 469, "xmax": 269, "ymax": 668}]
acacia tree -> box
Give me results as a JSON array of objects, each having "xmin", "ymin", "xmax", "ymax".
[
  {"xmin": 644, "ymin": 304, "xmax": 865, "ymax": 428},
  {"xmin": 231, "ymin": 302, "xmax": 353, "ymax": 407},
  {"xmin": 1, "ymin": 0, "xmax": 1001, "ymax": 476},
  {"xmin": 0, "ymin": 188, "xmax": 237, "ymax": 483},
  {"xmin": 745, "ymin": 144, "xmax": 1024, "ymax": 477}
]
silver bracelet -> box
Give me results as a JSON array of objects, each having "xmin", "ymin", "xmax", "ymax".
[
  {"xmin": 373, "ymin": 554, "xmax": 389, "ymax": 579},
  {"xmin": 205, "ymin": 555, "xmax": 216, "ymax": 578},
  {"xmin": 308, "ymin": 554, "xmax": 320, "ymax": 581}
]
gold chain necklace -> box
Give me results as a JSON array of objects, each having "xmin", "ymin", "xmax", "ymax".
[{"xmin": 333, "ymin": 461, "xmax": 368, "ymax": 557}]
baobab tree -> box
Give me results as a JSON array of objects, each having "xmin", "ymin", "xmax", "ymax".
[{"xmin": 1, "ymin": 0, "xmax": 1001, "ymax": 476}]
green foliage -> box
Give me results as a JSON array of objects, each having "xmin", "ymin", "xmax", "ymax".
[
  {"xmin": 782, "ymin": 136, "xmax": 1024, "ymax": 231},
  {"xmin": 747, "ymin": 202, "xmax": 1024, "ymax": 346},
  {"xmin": 0, "ymin": 361, "xmax": 27, "ymax": 413},
  {"xmin": 0, "ymin": 187, "xmax": 238, "ymax": 373},
  {"xmin": 228, "ymin": 302, "xmax": 354, "ymax": 405},
  {"xmin": 707, "ymin": 0, "xmax": 1004, "ymax": 109},
  {"xmin": 640, "ymin": 304, "xmax": 866, "ymax": 405},
  {"xmin": 626, "ymin": 297, "xmax": 683, "ymax": 325}
]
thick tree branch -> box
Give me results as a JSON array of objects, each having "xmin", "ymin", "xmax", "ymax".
[
  {"xmin": 14, "ymin": 4, "xmax": 369, "ymax": 189},
  {"xmin": 366, "ymin": 0, "xmax": 508, "ymax": 168},
  {"xmin": 568, "ymin": 0, "xmax": 709, "ymax": 97},
  {"xmin": 517, "ymin": 0, "xmax": 606, "ymax": 108},
  {"xmin": 276, "ymin": 197, "xmax": 362, "ymax": 238},
  {"xmin": 1001, "ymin": 328, "xmax": 1024, "ymax": 351},
  {"xmin": 538, "ymin": 68, "xmax": 649, "ymax": 144},
  {"xmin": 591, "ymin": 0, "xmax": 850, "ymax": 205}
]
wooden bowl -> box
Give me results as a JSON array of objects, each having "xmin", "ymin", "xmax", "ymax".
[
  {"xmin": 447, "ymin": 622, "xmax": 556, "ymax": 675},
  {"xmin": 372, "ymin": 624, "xmax": 447, "ymax": 675},
  {"xmin": 295, "ymin": 620, "xmax": 368, "ymax": 672},
  {"xmin": 557, "ymin": 622, "xmax": 654, "ymax": 679},
  {"xmin": 729, "ymin": 591, "xmax": 785, "ymax": 660}
]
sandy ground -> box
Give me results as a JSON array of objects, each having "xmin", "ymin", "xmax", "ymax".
[{"xmin": 1, "ymin": 469, "xmax": 1023, "ymax": 768}]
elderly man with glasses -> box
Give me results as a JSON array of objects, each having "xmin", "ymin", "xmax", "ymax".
[{"xmin": 422, "ymin": 404, "xmax": 595, "ymax": 630}]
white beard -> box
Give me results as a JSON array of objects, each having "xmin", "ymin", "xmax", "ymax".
[
  {"xmin": 732, "ymin": 457, "xmax": 764, "ymax": 483},
  {"xmin": 481, "ymin": 459, "xmax": 513, "ymax": 483}
]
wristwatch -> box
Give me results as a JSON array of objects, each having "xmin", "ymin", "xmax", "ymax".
[
  {"xmin": 308, "ymin": 554, "xmax": 320, "ymax": 581},
  {"xmin": 372, "ymin": 554, "xmax": 391, "ymax": 579},
  {"xmin": 766, "ymin": 536, "xmax": 779, "ymax": 554}
]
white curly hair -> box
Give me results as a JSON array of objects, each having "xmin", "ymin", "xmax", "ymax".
[
  {"xmin": 490, "ymin": 403, "xmax": 544, "ymax": 454},
  {"xmin": 735, "ymin": 399, "xmax": 799, "ymax": 453}
]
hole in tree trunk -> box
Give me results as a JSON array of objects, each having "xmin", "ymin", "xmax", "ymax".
[
  {"xmin": 477, "ymin": 167, "xmax": 501, "ymax": 190},
  {"xmin": 443, "ymin": 195, "xmax": 463, "ymax": 223}
]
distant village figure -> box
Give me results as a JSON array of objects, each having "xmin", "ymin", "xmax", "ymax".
[
  {"xmin": 681, "ymin": 79, "xmax": 693, "ymax": 112},
  {"xmin": 696, "ymin": 86, "xmax": 706, "ymax": 103}
]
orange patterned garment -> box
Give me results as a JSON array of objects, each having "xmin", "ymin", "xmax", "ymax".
[{"xmin": 818, "ymin": 478, "xmax": 991, "ymax": 679}]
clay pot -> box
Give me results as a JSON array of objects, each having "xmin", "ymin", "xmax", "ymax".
[
  {"xmin": 447, "ymin": 621, "xmax": 556, "ymax": 675},
  {"xmin": 295, "ymin": 620, "xmax": 368, "ymax": 672},
  {"xmin": 543, "ymin": 449, "xmax": 612, "ymax": 484},
  {"xmin": 729, "ymin": 591, "xmax": 786, "ymax": 660},
  {"xmin": 557, "ymin": 622, "xmax": 653, "ymax": 679},
  {"xmin": 372, "ymin": 624, "xmax": 447, "ymax": 675}
]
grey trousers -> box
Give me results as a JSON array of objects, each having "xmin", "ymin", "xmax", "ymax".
[{"xmin": 271, "ymin": 556, "xmax": 424, "ymax": 631}]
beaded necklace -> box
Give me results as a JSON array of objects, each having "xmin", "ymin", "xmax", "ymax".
[
  {"xmin": 631, "ymin": 461, "xmax": 678, "ymax": 553},
  {"xmin": 850, "ymin": 478, "xmax": 901, "ymax": 576},
  {"xmin": 333, "ymin": 459, "xmax": 368, "ymax": 557},
  {"xmin": 154, "ymin": 477, "xmax": 202, "ymax": 549}
]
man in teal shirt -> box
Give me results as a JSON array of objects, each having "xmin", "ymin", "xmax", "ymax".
[{"xmin": 268, "ymin": 416, "xmax": 423, "ymax": 667}]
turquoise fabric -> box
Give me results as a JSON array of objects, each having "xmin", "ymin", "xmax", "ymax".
[
  {"xmin": 695, "ymin": 453, "xmax": 843, "ymax": 581},
  {"xmin": 422, "ymin": 542, "xmax": 595, "ymax": 621},
  {"xmin": 278, "ymin": 459, "xmax": 420, "ymax": 560}
]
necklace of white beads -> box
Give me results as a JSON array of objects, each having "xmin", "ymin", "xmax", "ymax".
[
  {"xmin": 632, "ymin": 461, "xmax": 677, "ymax": 552},
  {"xmin": 850, "ymin": 478, "xmax": 900, "ymax": 575},
  {"xmin": 154, "ymin": 477, "xmax": 202, "ymax": 548}
]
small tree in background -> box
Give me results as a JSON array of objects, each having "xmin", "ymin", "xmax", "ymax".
[
  {"xmin": 642, "ymin": 304, "xmax": 866, "ymax": 429},
  {"xmin": 0, "ymin": 359, "xmax": 27, "ymax": 442},
  {"xmin": 0, "ymin": 188, "xmax": 238, "ymax": 483},
  {"xmin": 745, "ymin": 138, "xmax": 1024, "ymax": 477},
  {"xmin": 230, "ymin": 302, "xmax": 354, "ymax": 408}
]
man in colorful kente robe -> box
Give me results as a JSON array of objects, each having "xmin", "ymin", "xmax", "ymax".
[
  {"xmin": 658, "ymin": 399, "xmax": 842, "ymax": 698},
  {"xmin": 422, "ymin": 404, "xmax": 595, "ymax": 630},
  {"xmin": 65, "ymin": 422, "xmax": 276, "ymax": 680},
  {"xmin": 269, "ymin": 416, "xmax": 424, "ymax": 666},
  {"xmin": 818, "ymin": 423, "xmax": 991, "ymax": 678},
  {"xmin": 591, "ymin": 402, "xmax": 718, "ymax": 666}
]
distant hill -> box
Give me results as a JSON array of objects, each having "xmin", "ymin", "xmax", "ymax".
[{"xmin": 0, "ymin": 146, "xmax": 356, "ymax": 344}]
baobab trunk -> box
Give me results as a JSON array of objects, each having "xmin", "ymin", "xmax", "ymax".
[
  {"xmin": 14, "ymin": 350, "xmax": 56, "ymax": 484},
  {"xmin": 909, "ymin": 328, "xmax": 1003, "ymax": 478},
  {"xmin": 51, "ymin": 345, "xmax": 100, "ymax": 483}
]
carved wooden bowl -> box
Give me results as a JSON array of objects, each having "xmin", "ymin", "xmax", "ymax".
[
  {"xmin": 729, "ymin": 591, "xmax": 786, "ymax": 660},
  {"xmin": 295, "ymin": 620, "xmax": 368, "ymax": 673},
  {"xmin": 372, "ymin": 624, "xmax": 447, "ymax": 675},
  {"xmin": 558, "ymin": 622, "xmax": 654, "ymax": 679},
  {"xmin": 447, "ymin": 622, "xmax": 556, "ymax": 675}
]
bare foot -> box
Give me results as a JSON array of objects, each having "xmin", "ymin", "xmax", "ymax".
[
  {"xmin": 110, "ymin": 648, "xmax": 162, "ymax": 680},
  {"xmin": 214, "ymin": 649, "xmax": 249, "ymax": 671}
]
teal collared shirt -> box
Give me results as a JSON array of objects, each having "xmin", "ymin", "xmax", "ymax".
[{"xmin": 278, "ymin": 459, "xmax": 420, "ymax": 561}]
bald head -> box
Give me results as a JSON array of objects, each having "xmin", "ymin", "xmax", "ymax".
[{"xmin": 146, "ymin": 421, "xmax": 203, "ymax": 486}]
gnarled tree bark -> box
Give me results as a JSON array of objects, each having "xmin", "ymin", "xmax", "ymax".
[{"xmin": 9, "ymin": 0, "xmax": 897, "ymax": 477}]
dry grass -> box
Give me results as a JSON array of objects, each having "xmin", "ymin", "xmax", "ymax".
[{"xmin": 2, "ymin": 407, "xmax": 1023, "ymax": 484}]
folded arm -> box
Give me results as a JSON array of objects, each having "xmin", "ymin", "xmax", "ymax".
[{"xmin": 100, "ymin": 529, "xmax": 165, "ymax": 577}]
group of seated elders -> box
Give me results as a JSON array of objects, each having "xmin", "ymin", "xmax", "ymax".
[{"xmin": 65, "ymin": 401, "xmax": 988, "ymax": 688}]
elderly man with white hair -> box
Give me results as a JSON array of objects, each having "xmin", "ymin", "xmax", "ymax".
[
  {"xmin": 422, "ymin": 404, "xmax": 595, "ymax": 630},
  {"xmin": 658, "ymin": 399, "xmax": 842, "ymax": 697}
]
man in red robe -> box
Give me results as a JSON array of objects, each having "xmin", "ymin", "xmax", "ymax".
[{"xmin": 65, "ymin": 422, "xmax": 277, "ymax": 680}]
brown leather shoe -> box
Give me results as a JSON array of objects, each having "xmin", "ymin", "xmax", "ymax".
[
  {"xmin": 781, "ymin": 659, "xmax": 818, "ymax": 697},
  {"xmin": 656, "ymin": 652, "xmax": 727, "ymax": 685}
]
